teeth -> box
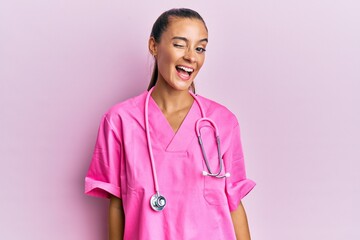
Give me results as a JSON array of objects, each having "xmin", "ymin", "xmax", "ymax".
[{"xmin": 177, "ymin": 65, "xmax": 194, "ymax": 73}]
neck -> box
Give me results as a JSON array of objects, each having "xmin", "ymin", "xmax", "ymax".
[{"xmin": 151, "ymin": 83, "xmax": 193, "ymax": 113}]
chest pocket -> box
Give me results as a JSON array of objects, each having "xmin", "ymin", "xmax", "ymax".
[
  {"xmin": 204, "ymin": 176, "xmax": 227, "ymax": 206},
  {"xmin": 199, "ymin": 125, "xmax": 228, "ymax": 206}
]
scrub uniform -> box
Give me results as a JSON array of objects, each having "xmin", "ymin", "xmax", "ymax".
[{"xmin": 85, "ymin": 90, "xmax": 255, "ymax": 240}]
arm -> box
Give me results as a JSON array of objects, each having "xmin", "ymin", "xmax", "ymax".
[
  {"xmin": 109, "ymin": 195, "xmax": 125, "ymax": 240},
  {"xmin": 230, "ymin": 201, "xmax": 251, "ymax": 240}
]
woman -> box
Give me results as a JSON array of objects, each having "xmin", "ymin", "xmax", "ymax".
[{"xmin": 85, "ymin": 8, "xmax": 255, "ymax": 240}]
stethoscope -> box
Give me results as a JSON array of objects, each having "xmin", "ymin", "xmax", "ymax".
[{"xmin": 145, "ymin": 87, "xmax": 230, "ymax": 211}]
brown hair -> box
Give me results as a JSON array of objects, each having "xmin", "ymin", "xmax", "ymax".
[{"xmin": 148, "ymin": 8, "xmax": 207, "ymax": 93}]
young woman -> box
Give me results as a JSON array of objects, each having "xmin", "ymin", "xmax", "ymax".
[{"xmin": 85, "ymin": 8, "xmax": 255, "ymax": 240}]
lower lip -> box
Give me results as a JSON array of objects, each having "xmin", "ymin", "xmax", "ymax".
[{"xmin": 176, "ymin": 69, "xmax": 192, "ymax": 81}]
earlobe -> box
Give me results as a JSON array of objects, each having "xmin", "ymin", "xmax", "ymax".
[{"xmin": 148, "ymin": 37, "xmax": 157, "ymax": 57}]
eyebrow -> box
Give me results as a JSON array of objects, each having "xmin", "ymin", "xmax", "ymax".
[{"xmin": 172, "ymin": 36, "xmax": 208, "ymax": 43}]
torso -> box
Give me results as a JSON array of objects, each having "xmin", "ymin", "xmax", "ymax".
[{"xmin": 98, "ymin": 90, "xmax": 249, "ymax": 239}]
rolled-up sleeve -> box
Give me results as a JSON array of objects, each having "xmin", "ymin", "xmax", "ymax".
[
  {"xmin": 224, "ymin": 123, "xmax": 256, "ymax": 211},
  {"xmin": 85, "ymin": 115, "xmax": 122, "ymax": 199}
]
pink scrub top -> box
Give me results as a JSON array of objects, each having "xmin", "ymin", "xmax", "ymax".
[{"xmin": 85, "ymin": 90, "xmax": 255, "ymax": 240}]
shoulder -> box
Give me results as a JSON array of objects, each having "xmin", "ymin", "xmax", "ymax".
[
  {"xmin": 102, "ymin": 90, "xmax": 147, "ymax": 128},
  {"xmin": 196, "ymin": 94, "xmax": 239, "ymax": 127}
]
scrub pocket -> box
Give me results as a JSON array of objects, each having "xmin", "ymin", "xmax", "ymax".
[
  {"xmin": 203, "ymin": 176, "xmax": 227, "ymax": 205},
  {"xmin": 198, "ymin": 125, "xmax": 228, "ymax": 206}
]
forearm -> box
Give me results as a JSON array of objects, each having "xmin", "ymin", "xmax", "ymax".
[
  {"xmin": 230, "ymin": 201, "xmax": 251, "ymax": 240},
  {"xmin": 109, "ymin": 195, "xmax": 125, "ymax": 240}
]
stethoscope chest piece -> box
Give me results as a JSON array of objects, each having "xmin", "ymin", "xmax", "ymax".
[{"xmin": 150, "ymin": 193, "xmax": 166, "ymax": 211}]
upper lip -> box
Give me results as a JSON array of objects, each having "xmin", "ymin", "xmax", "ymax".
[{"xmin": 176, "ymin": 65, "xmax": 195, "ymax": 73}]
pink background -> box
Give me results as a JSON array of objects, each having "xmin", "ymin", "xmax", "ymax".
[{"xmin": 1, "ymin": 1, "xmax": 359, "ymax": 239}]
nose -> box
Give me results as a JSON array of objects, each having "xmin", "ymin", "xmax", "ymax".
[{"xmin": 183, "ymin": 48, "xmax": 196, "ymax": 63}]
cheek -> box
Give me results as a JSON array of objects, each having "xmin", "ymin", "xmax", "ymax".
[
  {"xmin": 197, "ymin": 55, "xmax": 206, "ymax": 70},
  {"xmin": 158, "ymin": 45, "xmax": 176, "ymax": 62},
  {"xmin": 158, "ymin": 52, "xmax": 170, "ymax": 63},
  {"xmin": 157, "ymin": 50, "xmax": 176, "ymax": 73}
]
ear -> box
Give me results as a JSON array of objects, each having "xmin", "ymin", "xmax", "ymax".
[{"xmin": 148, "ymin": 37, "xmax": 158, "ymax": 57}]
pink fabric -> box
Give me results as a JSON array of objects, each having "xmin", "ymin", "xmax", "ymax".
[{"xmin": 85, "ymin": 91, "xmax": 255, "ymax": 239}]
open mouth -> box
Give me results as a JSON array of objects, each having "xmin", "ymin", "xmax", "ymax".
[{"xmin": 175, "ymin": 65, "xmax": 194, "ymax": 78}]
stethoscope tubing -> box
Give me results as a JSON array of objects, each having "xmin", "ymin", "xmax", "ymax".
[
  {"xmin": 145, "ymin": 87, "xmax": 230, "ymax": 211},
  {"xmin": 145, "ymin": 87, "xmax": 160, "ymax": 195}
]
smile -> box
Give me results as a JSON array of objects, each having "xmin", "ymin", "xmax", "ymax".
[
  {"xmin": 176, "ymin": 65, "xmax": 194, "ymax": 78},
  {"xmin": 175, "ymin": 65, "xmax": 194, "ymax": 81}
]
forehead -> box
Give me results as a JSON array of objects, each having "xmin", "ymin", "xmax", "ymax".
[{"xmin": 163, "ymin": 18, "xmax": 208, "ymax": 41}]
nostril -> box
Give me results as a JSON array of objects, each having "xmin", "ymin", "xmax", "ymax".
[{"xmin": 184, "ymin": 55, "xmax": 196, "ymax": 63}]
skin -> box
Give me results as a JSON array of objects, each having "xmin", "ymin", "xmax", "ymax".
[
  {"xmin": 231, "ymin": 202, "xmax": 252, "ymax": 240},
  {"xmin": 109, "ymin": 17, "xmax": 251, "ymax": 240},
  {"xmin": 109, "ymin": 196, "xmax": 125, "ymax": 240},
  {"xmin": 148, "ymin": 18, "xmax": 208, "ymax": 132}
]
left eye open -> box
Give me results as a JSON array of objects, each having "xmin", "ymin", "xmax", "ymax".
[{"xmin": 196, "ymin": 47, "xmax": 206, "ymax": 53}]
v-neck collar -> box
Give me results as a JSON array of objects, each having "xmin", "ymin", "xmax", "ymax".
[{"xmin": 148, "ymin": 95, "xmax": 201, "ymax": 152}]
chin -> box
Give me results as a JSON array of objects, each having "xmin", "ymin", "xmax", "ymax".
[{"xmin": 172, "ymin": 81, "xmax": 194, "ymax": 91}]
